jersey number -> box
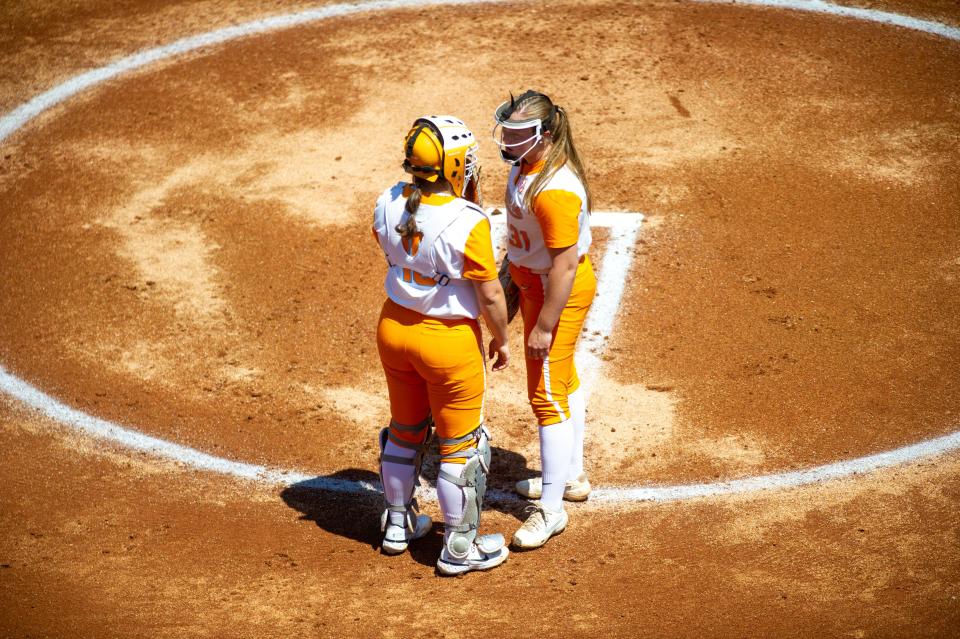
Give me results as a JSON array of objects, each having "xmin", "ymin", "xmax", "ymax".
[
  {"xmin": 508, "ymin": 224, "xmax": 531, "ymax": 251},
  {"xmin": 402, "ymin": 268, "xmax": 437, "ymax": 287}
]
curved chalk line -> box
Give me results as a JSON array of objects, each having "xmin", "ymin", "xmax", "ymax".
[
  {"xmin": 1, "ymin": 0, "xmax": 958, "ymax": 504},
  {"xmin": 695, "ymin": 0, "xmax": 960, "ymax": 41}
]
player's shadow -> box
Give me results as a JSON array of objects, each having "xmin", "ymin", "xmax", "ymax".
[
  {"xmin": 279, "ymin": 444, "xmax": 535, "ymax": 569},
  {"xmin": 280, "ymin": 469, "xmax": 387, "ymax": 555}
]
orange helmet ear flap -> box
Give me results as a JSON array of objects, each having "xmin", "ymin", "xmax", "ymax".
[
  {"xmin": 402, "ymin": 121, "xmax": 444, "ymax": 182},
  {"xmin": 402, "ymin": 115, "xmax": 479, "ymax": 198}
]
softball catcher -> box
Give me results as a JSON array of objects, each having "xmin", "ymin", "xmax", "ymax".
[
  {"xmin": 372, "ymin": 115, "xmax": 511, "ymax": 575},
  {"xmin": 493, "ymin": 90, "xmax": 596, "ymax": 549}
]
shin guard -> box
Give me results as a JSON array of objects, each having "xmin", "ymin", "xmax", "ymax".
[
  {"xmin": 437, "ymin": 425, "xmax": 505, "ymax": 559},
  {"xmin": 378, "ymin": 415, "xmax": 432, "ymax": 534}
]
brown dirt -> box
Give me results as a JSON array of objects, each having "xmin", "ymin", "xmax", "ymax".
[{"xmin": 1, "ymin": 0, "xmax": 958, "ymax": 636}]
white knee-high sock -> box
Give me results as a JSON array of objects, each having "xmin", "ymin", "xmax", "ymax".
[
  {"xmin": 437, "ymin": 462, "xmax": 467, "ymax": 542},
  {"xmin": 381, "ymin": 439, "xmax": 417, "ymax": 526},
  {"xmin": 539, "ymin": 419, "xmax": 574, "ymax": 511},
  {"xmin": 568, "ymin": 386, "xmax": 586, "ymax": 479}
]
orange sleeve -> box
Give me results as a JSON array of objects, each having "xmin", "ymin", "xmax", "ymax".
[
  {"xmin": 532, "ymin": 189, "xmax": 582, "ymax": 248},
  {"xmin": 461, "ymin": 219, "xmax": 498, "ymax": 281}
]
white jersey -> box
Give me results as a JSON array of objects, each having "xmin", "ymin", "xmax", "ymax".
[
  {"xmin": 373, "ymin": 182, "xmax": 493, "ymax": 320},
  {"xmin": 505, "ymin": 162, "xmax": 591, "ymax": 272}
]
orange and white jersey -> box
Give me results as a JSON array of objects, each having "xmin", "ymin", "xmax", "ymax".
[
  {"xmin": 504, "ymin": 160, "xmax": 591, "ymax": 272},
  {"xmin": 373, "ymin": 182, "xmax": 498, "ymax": 320}
]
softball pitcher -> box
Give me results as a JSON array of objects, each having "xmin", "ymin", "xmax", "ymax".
[
  {"xmin": 372, "ymin": 115, "xmax": 510, "ymax": 575},
  {"xmin": 492, "ymin": 91, "xmax": 596, "ymax": 549}
]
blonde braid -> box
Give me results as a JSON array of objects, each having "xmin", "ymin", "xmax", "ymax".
[{"xmin": 396, "ymin": 181, "xmax": 423, "ymax": 239}]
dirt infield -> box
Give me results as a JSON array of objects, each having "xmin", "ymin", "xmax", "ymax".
[{"xmin": 1, "ymin": 0, "xmax": 958, "ymax": 636}]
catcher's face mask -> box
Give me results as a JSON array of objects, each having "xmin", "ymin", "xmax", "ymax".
[{"xmin": 492, "ymin": 92, "xmax": 555, "ymax": 165}]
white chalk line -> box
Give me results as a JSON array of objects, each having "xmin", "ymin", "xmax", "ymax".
[
  {"xmin": 0, "ymin": 0, "xmax": 958, "ymax": 505},
  {"xmin": 4, "ymin": 361, "xmax": 960, "ymax": 505},
  {"xmin": 696, "ymin": 0, "xmax": 960, "ymax": 41},
  {"xmin": 576, "ymin": 215, "xmax": 644, "ymax": 397},
  {"xmin": 489, "ymin": 211, "xmax": 643, "ymax": 398},
  {"xmin": 0, "ymin": 0, "xmax": 507, "ymax": 144}
]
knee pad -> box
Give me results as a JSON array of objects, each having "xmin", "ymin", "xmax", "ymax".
[
  {"xmin": 438, "ymin": 425, "xmax": 497, "ymax": 560},
  {"xmin": 385, "ymin": 415, "xmax": 433, "ymax": 452},
  {"xmin": 378, "ymin": 415, "xmax": 433, "ymax": 533}
]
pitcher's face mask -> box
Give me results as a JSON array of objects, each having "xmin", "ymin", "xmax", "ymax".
[{"xmin": 492, "ymin": 97, "xmax": 551, "ymax": 166}]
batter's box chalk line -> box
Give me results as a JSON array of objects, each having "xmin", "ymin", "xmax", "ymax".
[{"xmin": 1, "ymin": 0, "xmax": 959, "ymax": 505}]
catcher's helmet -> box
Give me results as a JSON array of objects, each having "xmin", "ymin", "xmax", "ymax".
[{"xmin": 403, "ymin": 116, "xmax": 478, "ymax": 199}]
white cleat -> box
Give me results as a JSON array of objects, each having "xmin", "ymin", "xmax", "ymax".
[
  {"xmin": 514, "ymin": 473, "xmax": 591, "ymax": 502},
  {"xmin": 381, "ymin": 514, "xmax": 432, "ymax": 555},
  {"xmin": 511, "ymin": 505, "xmax": 568, "ymax": 549},
  {"xmin": 436, "ymin": 534, "xmax": 509, "ymax": 576}
]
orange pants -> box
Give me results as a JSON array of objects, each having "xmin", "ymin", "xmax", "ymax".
[
  {"xmin": 376, "ymin": 298, "xmax": 485, "ymax": 461},
  {"xmin": 511, "ymin": 256, "xmax": 596, "ymax": 426}
]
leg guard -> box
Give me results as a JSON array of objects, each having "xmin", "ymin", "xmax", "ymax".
[
  {"xmin": 378, "ymin": 415, "xmax": 432, "ymax": 536},
  {"xmin": 437, "ymin": 425, "xmax": 505, "ymax": 560}
]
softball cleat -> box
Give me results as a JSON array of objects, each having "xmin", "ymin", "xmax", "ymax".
[
  {"xmin": 511, "ymin": 504, "xmax": 568, "ymax": 549},
  {"xmin": 436, "ymin": 534, "xmax": 509, "ymax": 576},
  {"xmin": 381, "ymin": 513, "xmax": 432, "ymax": 555},
  {"xmin": 514, "ymin": 472, "xmax": 591, "ymax": 502}
]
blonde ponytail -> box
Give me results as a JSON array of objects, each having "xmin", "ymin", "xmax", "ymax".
[
  {"xmin": 515, "ymin": 98, "xmax": 592, "ymax": 214},
  {"xmin": 395, "ymin": 181, "xmax": 423, "ymax": 239}
]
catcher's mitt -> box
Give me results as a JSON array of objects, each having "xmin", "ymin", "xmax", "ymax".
[{"xmin": 498, "ymin": 255, "xmax": 521, "ymax": 323}]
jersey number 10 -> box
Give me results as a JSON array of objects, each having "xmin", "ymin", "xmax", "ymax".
[{"xmin": 401, "ymin": 232, "xmax": 436, "ymax": 287}]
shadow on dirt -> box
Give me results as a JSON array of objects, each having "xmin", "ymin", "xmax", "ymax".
[
  {"xmin": 280, "ymin": 444, "xmax": 538, "ymax": 568},
  {"xmin": 280, "ymin": 468, "xmax": 384, "ymax": 552}
]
